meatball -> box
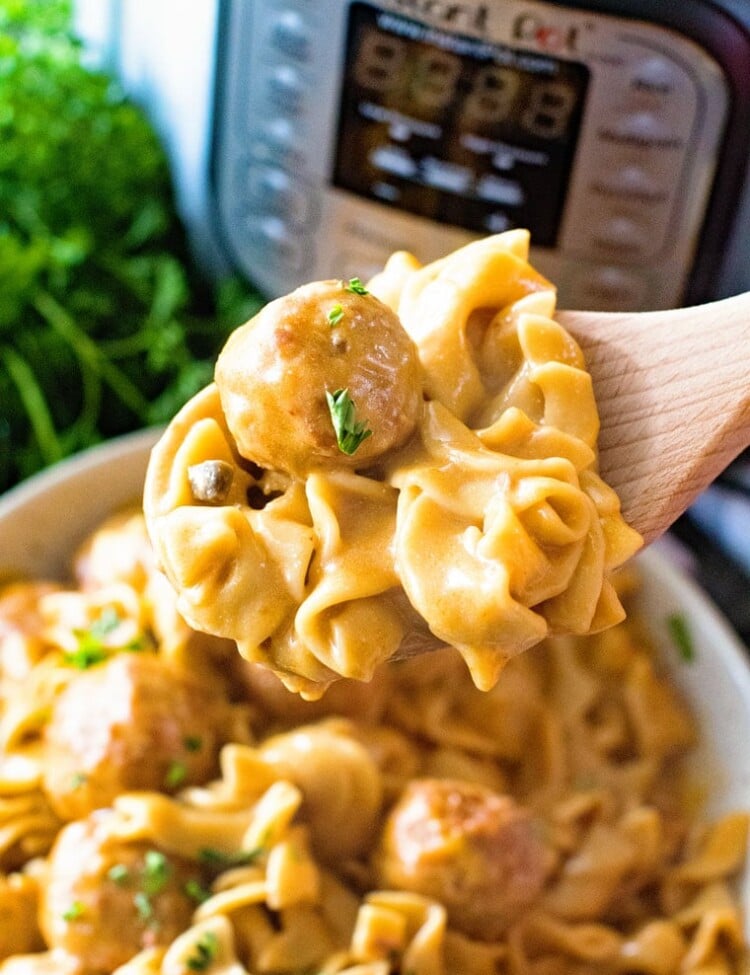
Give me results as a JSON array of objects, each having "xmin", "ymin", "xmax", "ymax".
[
  {"xmin": 377, "ymin": 779, "xmax": 550, "ymax": 940},
  {"xmin": 42, "ymin": 653, "xmax": 232, "ymax": 820},
  {"xmin": 40, "ymin": 814, "xmax": 203, "ymax": 974},
  {"xmin": 215, "ymin": 279, "xmax": 422, "ymax": 474}
]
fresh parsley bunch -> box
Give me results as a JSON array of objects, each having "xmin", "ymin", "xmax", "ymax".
[{"xmin": 0, "ymin": 0, "xmax": 263, "ymax": 493}]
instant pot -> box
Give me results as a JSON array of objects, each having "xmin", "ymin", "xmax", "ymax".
[{"xmin": 76, "ymin": 0, "xmax": 750, "ymax": 311}]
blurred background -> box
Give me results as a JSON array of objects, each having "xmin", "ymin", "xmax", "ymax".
[{"xmin": 0, "ymin": 0, "xmax": 748, "ymax": 635}]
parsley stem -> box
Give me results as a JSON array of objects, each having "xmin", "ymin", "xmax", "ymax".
[
  {"xmin": 34, "ymin": 290, "xmax": 152, "ymax": 420},
  {"xmin": 0, "ymin": 345, "xmax": 64, "ymax": 465},
  {"xmin": 62, "ymin": 360, "xmax": 102, "ymax": 452}
]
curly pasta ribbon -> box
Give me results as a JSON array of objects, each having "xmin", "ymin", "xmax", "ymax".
[{"xmin": 144, "ymin": 232, "xmax": 641, "ymax": 693}]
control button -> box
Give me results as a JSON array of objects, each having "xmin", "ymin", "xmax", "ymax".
[
  {"xmin": 246, "ymin": 166, "xmax": 310, "ymax": 225},
  {"xmin": 372, "ymin": 181, "xmax": 401, "ymax": 202},
  {"xmin": 592, "ymin": 215, "xmax": 652, "ymax": 254},
  {"xmin": 421, "ymin": 158, "xmax": 472, "ymax": 194},
  {"xmin": 484, "ymin": 212, "xmax": 513, "ymax": 233},
  {"xmin": 598, "ymin": 111, "xmax": 683, "ymax": 150},
  {"xmin": 563, "ymin": 265, "xmax": 649, "ymax": 311},
  {"xmin": 371, "ymin": 145, "xmax": 417, "ymax": 179},
  {"xmin": 267, "ymin": 65, "xmax": 305, "ymax": 114},
  {"xmin": 590, "ymin": 165, "xmax": 667, "ymax": 203},
  {"xmin": 270, "ymin": 10, "xmax": 313, "ymax": 61},
  {"xmin": 629, "ymin": 56, "xmax": 682, "ymax": 97},
  {"xmin": 251, "ymin": 118, "xmax": 305, "ymax": 170},
  {"xmin": 476, "ymin": 174, "xmax": 524, "ymax": 207},
  {"xmin": 249, "ymin": 216, "xmax": 306, "ymax": 272}
]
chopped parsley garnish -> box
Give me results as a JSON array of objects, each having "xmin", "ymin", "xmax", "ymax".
[
  {"xmin": 107, "ymin": 863, "xmax": 130, "ymax": 886},
  {"xmin": 142, "ymin": 850, "xmax": 171, "ymax": 896},
  {"xmin": 133, "ymin": 890, "xmax": 154, "ymax": 922},
  {"xmin": 69, "ymin": 771, "xmax": 88, "ymax": 790},
  {"xmin": 63, "ymin": 640, "xmax": 109, "ymax": 670},
  {"xmin": 198, "ymin": 846, "xmax": 264, "ymax": 868},
  {"xmin": 165, "ymin": 760, "xmax": 187, "ymax": 789},
  {"xmin": 668, "ymin": 613, "xmax": 695, "ymax": 662},
  {"xmin": 62, "ymin": 900, "xmax": 85, "ymax": 922},
  {"xmin": 186, "ymin": 930, "xmax": 219, "ymax": 972},
  {"xmin": 327, "ymin": 303, "xmax": 344, "ymax": 326},
  {"xmin": 184, "ymin": 878, "xmax": 212, "ymax": 904},
  {"xmin": 345, "ymin": 277, "xmax": 369, "ymax": 296},
  {"xmin": 63, "ymin": 607, "xmax": 151, "ymax": 668},
  {"xmin": 126, "ymin": 851, "xmax": 171, "ymax": 925},
  {"xmin": 89, "ymin": 606, "xmax": 122, "ymax": 637},
  {"xmin": 183, "ymin": 735, "xmax": 203, "ymax": 753},
  {"xmin": 325, "ymin": 387, "xmax": 373, "ymax": 456}
]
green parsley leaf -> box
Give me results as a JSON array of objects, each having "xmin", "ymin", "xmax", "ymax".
[
  {"xmin": 183, "ymin": 735, "xmax": 203, "ymax": 753},
  {"xmin": 327, "ymin": 303, "xmax": 344, "ymax": 326},
  {"xmin": 184, "ymin": 878, "xmax": 213, "ymax": 904},
  {"xmin": 124, "ymin": 634, "xmax": 153, "ymax": 653},
  {"xmin": 325, "ymin": 388, "xmax": 373, "ymax": 456},
  {"xmin": 668, "ymin": 613, "xmax": 695, "ymax": 662},
  {"xmin": 107, "ymin": 863, "xmax": 130, "ymax": 886},
  {"xmin": 62, "ymin": 900, "xmax": 85, "ymax": 922},
  {"xmin": 165, "ymin": 760, "xmax": 187, "ymax": 789},
  {"xmin": 88, "ymin": 606, "xmax": 122, "ymax": 638},
  {"xmin": 142, "ymin": 850, "xmax": 171, "ymax": 896},
  {"xmin": 133, "ymin": 891, "xmax": 154, "ymax": 922},
  {"xmin": 186, "ymin": 930, "xmax": 219, "ymax": 972},
  {"xmin": 345, "ymin": 277, "xmax": 369, "ymax": 296},
  {"xmin": 0, "ymin": 2, "xmax": 265, "ymax": 496},
  {"xmin": 63, "ymin": 639, "xmax": 109, "ymax": 670},
  {"xmin": 63, "ymin": 607, "xmax": 123, "ymax": 668},
  {"xmin": 198, "ymin": 847, "xmax": 264, "ymax": 868},
  {"xmin": 69, "ymin": 771, "xmax": 88, "ymax": 790}
]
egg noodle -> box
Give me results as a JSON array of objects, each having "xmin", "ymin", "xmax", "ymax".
[
  {"xmin": 144, "ymin": 231, "xmax": 642, "ymax": 698},
  {"xmin": 0, "ymin": 509, "xmax": 747, "ymax": 974}
]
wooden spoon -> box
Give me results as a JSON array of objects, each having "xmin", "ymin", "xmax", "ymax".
[{"xmin": 556, "ymin": 291, "xmax": 750, "ymax": 546}]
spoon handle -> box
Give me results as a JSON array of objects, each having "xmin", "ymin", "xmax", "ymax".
[{"xmin": 558, "ymin": 292, "xmax": 750, "ymax": 545}]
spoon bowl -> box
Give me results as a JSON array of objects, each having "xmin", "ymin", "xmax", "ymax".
[{"xmin": 557, "ymin": 291, "xmax": 750, "ymax": 545}]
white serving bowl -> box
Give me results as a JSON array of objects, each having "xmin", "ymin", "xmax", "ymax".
[{"xmin": 1, "ymin": 431, "xmax": 749, "ymax": 926}]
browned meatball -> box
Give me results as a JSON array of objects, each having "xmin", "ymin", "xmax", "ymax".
[
  {"xmin": 215, "ymin": 279, "xmax": 422, "ymax": 474},
  {"xmin": 40, "ymin": 814, "xmax": 203, "ymax": 974},
  {"xmin": 42, "ymin": 653, "xmax": 232, "ymax": 820},
  {"xmin": 377, "ymin": 779, "xmax": 550, "ymax": 940}
]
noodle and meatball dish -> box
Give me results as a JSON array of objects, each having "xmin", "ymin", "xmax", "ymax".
[{"xmin": 0, "ymin": 233, "xmax": 747, "ymax": 973}]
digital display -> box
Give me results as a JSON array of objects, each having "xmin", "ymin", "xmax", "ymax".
[{"xmin": 333, "ymin": 3, "xmax": 591, "ymax": 245}]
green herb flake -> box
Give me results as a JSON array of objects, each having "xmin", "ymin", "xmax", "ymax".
[
  {"xmin": 325, "ymin": 388, "xmax": 373, "ymax": 456},
  {"xmin": 183, "ymin": 735, "xmax": 203, "ymax": 753},
  {"xmin": 186, "ymin": 930, "xmax": 220, "ymax": 972},
  {"xmin": 133, "ymin": 891, "xmax": 154, "ymax": 922},
  {"xmin": 0, "ymin": 1, "xmax": 267, "ymax": 496},
  {"xmin": 184, "ymin": 878, "xmax": 212, "ymax": 904},
  {"xmin": 63, "ymin": 639, "xmax": 109, "ymax": 670},
  {"xmin": 198, "ymin": 847, "xmax": 264, "ymax": 868},
  {"xmin": 344, "ymin": 277, "xmax": 369, "ymax": 296},
  {"xmin": 62, "ymin": 900, "xmax": 85, "ymax": 922},
  {"xmin": 64, "ymin": 607, "xmax": 122, "ymax": 668},
  {"xmin": 107, "ymin": 863, "xmax": 130, "ymax": 886},
  {"xmin": 124, "ymin": 634, "xmax": 153, "ymax": 653},
  {"xmin": 142, "ymin": 850, "xmax": 171, "ymax": 896},
  {"xmin": 165, "ymin": 760, "xmax": 187, "ymax": 789},
  {"xmin": 668, "ymin": 613, "xmax": 696, "ymax": 663},
  {"xmin": 69, "ymin": 771, "xmax": 88, "ymax": 790},
  {"xmin": 327, "ymin": 303, "xmax": 344, "ymax": 327},
  {"xmin": 88, "ymin": 606, "xmax": 122, "ymax": 638}
]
